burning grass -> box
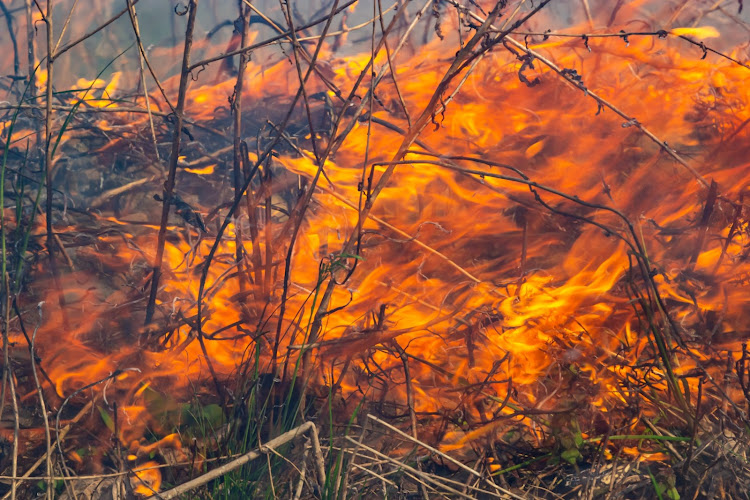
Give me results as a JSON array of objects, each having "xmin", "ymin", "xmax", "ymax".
[{"xmin": 2, "ymin": 0, "xmax": 750, "ymax": 498}]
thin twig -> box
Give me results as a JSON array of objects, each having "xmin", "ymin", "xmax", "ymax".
[
  {"xmin": 390, "ymin": 340, "xmax": 429, "ymax": 500},
  {"xmin": 271, "ymin": 0, "xmax": 343, "ymax": 379},
  {"xmin": 231, "ymin": 0, "xmax": 252, "ymax": 319},
  {"xmin": 0, "ymin": 1, "xmax": 20, "ymax": 76},
  {"xmin": 188, "ymin": 0, "xmax": 358, "ymax": 72},
  {"xmin": 126, "ymin": 0, "xmax": 160, "ymax": 160},
  {"xmin": 30, "ymin": 302, "xmax": 52, "ymax": 500},
  {"xmin": 292, "ymin": 436, "xmax": 311, "ymax": 500},
  {"xmin": 52, "ymin": 0, "xmax": 79, "ymax": 55},
  {"xmin": 340, "ymin": 418, "xmax": 369, "ymax": 500},
  {"xmin": 52, "ymin": 0, "xmax": 140, "ymax": 61},
  {"xmin": 8, "ymin": 361, "xmax": 18, "ymax": 500},
  {"xmin": 145, "ymin": 0, "xmax": 199, "ymax": 325}
]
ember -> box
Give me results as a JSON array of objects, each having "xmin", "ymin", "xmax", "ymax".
[{"xmin": 1, "ymin": 0, "xmax": 750, "ymax": 497}]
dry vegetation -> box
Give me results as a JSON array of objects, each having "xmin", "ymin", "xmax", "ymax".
[{"xmin": 1, "ymin": 0, "xmax": 750, "ymax": 498}]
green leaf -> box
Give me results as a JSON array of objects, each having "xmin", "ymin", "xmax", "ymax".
[
  {"xmin": 573, "ymin": 431, "xmax": 583, "ymax": 448},
  {"xmin": 560, "ymin": 448, "xmax": 581, "ymax": 465},
  {"xmin": 647, "ymin": 468, "xmax": 665, "ymax": 500},
  {"xmin": 98, "ymin": 406, "xmax": 115, "ymax": 433},
  {"xmin": 339, "ymin": 253, "xmax": 363, "ymax": 261},
  {"xmin": 181, "ymin": 402, "xmax": 224, "ymax": 431},
  {"xmin": 200, "ymin": 404, "xmax": 225, "ymax": 428}
]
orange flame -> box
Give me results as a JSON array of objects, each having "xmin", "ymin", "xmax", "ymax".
[{"xmin": 3, "ymin": 1, "xmax": 750, "ymax": 484}]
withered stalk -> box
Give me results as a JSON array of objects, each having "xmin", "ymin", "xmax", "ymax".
[
  {"xmin": 390, "ymin": 339, "xmax": 430, "ymax": 500},
  {"xmin": 245, "ymin": 1, "xmax": 350, "ymax": 100},
  {"xmin": 277, "ymin": 0, "xmax": 422, "ymax": 398},
  {"xmin": 126, "ymin": 0, "xmax": 160, "ymax": 160},
  {"xmin": 325, "ymin": 0, "xmax": 431, "ymax": 161},
  {"xmin": 30, "ymin": 303, "xmax": 52, "ymax": 500},
  {"xmin": 0, "ymin": 1, "xmax": 20, "ymax": 76},
  {"xmin": 145, "ymin": 0, "xmax": 199, "ymax": 325},
  {"xmin": 292, "ymin": 435, "xmax": 311, "ymax": 500},
  {"xmin": 232, "ymin": 1, "xmax": 251, "ymax": 300},
  {"xmin": 240, "ymin": 142, "xmax": 264, "ymax": 295},
  {"xmin": 42, "ymin": 0, "xmax": 64, "ymax": 326},
  {"xmin": 690, "ymin": 180, "xmax": 718, "ymax": 266},
  {"xmin": 8, "ymin": 363, "xmax": 18, "ymax": 500},
  {"xmin": 377, "ymin": 0, "xmax": 412, "ymax": 128},
  {"xmin": 263, "ymin": 167, "xmax": 273, "ymax": 298},
  {"xmin": 24, "ymin": 0, "xmax": 41, "ymax": 151},
  {"xmin": 0, "ymin": 276, "xmax": 17, "ymax": 500}
]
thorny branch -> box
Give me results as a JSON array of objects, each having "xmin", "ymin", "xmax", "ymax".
[
  {"xmin": 452, "ymin": 2, "xmax": 711, "ymax": 188},
  {"xmin": 509, "ymin": 29, "xmax": 750, "ymax": 72}
]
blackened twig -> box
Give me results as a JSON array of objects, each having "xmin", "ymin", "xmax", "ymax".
[
  {"xmin": 29, "ymin": 302, "xmax": 52, "ymax": 500},
  {"xmin": 145, "ymin": 0, "xmax": 199, "ymax": 325},
  {"xmin": 689, "ymin": 180, "xmax": 718, "ymax": 266}
]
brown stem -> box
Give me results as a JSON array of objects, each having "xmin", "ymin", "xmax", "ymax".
[
  {"xmin": 24, "ymin": 0, "xmax": 36, "ymax": 113},
  {"xmin": 42, "ymin": 0, "xmax": 69, "ymax": 331},
  {"xmin": 44, "ymin": 0, "xmax": 53, "ymax": 265},
  {"xmin": 29, "ymin": 303, "xmax": 52, "ymax": 499},
  {"xmin": 232, "ymin": 1, "xmax": 252, "ymax": 309},
  {"xmin": 145, "ymin": 0, "xmax": 199, "ymax": 325}
]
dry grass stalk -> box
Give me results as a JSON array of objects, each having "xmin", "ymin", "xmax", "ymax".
[
  {"xmin": 0, "ymin": 399, "xmax": 95, "ymax": 500},
  {"xmin": 344, "ymin": 436, "xmax": 521, "ymax": 500},
  {"xmin": 150, "ymin": 420, "xmax": 325, "ymax": 499}
]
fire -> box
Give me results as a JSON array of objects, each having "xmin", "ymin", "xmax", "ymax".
[{"xmin": 2, "ymin": 0, "xmax": 750, "ymax": 494}]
